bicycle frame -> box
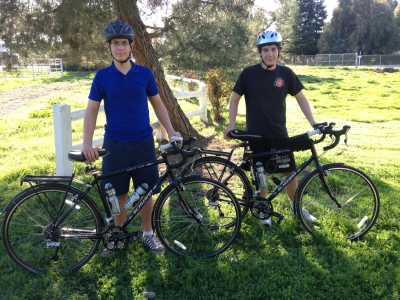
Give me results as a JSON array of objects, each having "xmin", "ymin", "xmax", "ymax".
[
  {"xmin": 257, "ymin": 143, "xmax": 339, "ymax": 207},
  {"xmin": 52, "ymin": 155, "xmax": 200, "ymax": 239},
  {"xmin": 194, "ymin": 142, "xmax": 339, "ymax": 208}
]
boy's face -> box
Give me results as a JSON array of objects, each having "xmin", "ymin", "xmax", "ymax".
[
  {"xmin": 260, "ymin": 44, "xmax": 279, "ymax": 66},
  {"xmin": 110, "ymin": 38, "xmax": 132, "ymax": 62}
]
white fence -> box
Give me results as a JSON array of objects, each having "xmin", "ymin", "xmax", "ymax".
[
  {"xmin": 0, "ymin": 58, "xmax": 63, "ymax": 76},
  {"xmin": 29, "ymin": 58, "xmax": 63, "ymax": 74},
  {"xmin": 287, "ymin": 53, "xmax": 400, "ymax": 68},
  {"xmin": 53, "ymin": 75, "xmax": 208, "ymax": 175}
]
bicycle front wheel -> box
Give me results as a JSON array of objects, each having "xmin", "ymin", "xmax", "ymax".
[
  {"xmin": 2, "ymin": 183, "xmax": 102, "ymax": 274},
  {"xmin": 294, "ymin": 163, "xmax": 380, "ymax": 240},
  {"xmin": 153, "ymin": 176, "xmax": 241, "ymax": 258}
]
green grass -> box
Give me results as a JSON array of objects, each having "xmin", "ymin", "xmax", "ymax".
[{"xmin": 0, "ymin": 67, "xmax": 399, "ymax": 299}]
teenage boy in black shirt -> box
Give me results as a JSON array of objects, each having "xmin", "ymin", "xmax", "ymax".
[{"xmin": 225, "ymin": 30, "xmax": 318, "ymax": 225}]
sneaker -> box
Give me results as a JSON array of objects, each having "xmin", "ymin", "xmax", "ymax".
[
  {"xmin": 260, "ymin": 216, "xmax": 272, "ymax": 227},
  {"xmin": 302, "ymin": 208, "xmax": 317, "ymax": 223},
  {"xmin": 259, "ymin": 212, "xmax": 272, "ymax": 227},
  {"xmin": 143, "ymin": 234, "xmax": 165, "ymax": 253},
  {"xmin": 209, "ymin": 199, "xmax": 219, "ymax": 207}
]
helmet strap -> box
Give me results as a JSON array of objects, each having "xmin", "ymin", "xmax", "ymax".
[
  {"xmin": 260, "ymin": 57, "xmax": 276, "ymax": 71},
  {"xmin": 114, "ymin": 53, "xmax": 131, "ymax": 64},
  {"xmin": 108, "ymin": 44, "xmax": 132, "ymax": 64}
]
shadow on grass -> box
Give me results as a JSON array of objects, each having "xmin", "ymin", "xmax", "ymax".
[
  {"xmin": 0, "ymin": 146, "xmax": 399, "ymax": 299},
  {"xmin": 40, "ymin": 72, "xmax": 93, "ymax": 84},
  {"xmin": 298, "ymin": 74, "xmax": 343, "ymax": 85},
  {"xmin": 151, "ymin": 137, "xmax": 400, "ymax": 299}
]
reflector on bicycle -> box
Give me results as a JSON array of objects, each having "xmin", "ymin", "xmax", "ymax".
[{"xmin": 173, "ymin": 240, "xmax": 187, "ymax": 250}]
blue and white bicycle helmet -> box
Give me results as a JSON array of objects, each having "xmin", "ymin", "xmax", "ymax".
[{"xmin": 256, "ymin": 30, "xmax": 282, "ymax": 48}]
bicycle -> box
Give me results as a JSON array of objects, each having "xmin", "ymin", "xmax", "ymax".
[
  {"xmin": 1, "ymin": 140, "xmax": 241, "ymax": 274},
  {"xmin": 181, "ymin": 123, "xmax": 380, "ymax": 240}
]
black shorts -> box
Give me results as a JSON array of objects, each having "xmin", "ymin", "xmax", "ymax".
[
  {"xmin": 250, "ymin": 142, "xmax": 296, "ymax": 174},
  {"xmin": 101, "ymin": 137, "xmax": 160, "ymax": 196}
]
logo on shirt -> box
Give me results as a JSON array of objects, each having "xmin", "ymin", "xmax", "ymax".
[{"xmin": 274, "ymin": 77, "xmax": 285, "ymax": 88}]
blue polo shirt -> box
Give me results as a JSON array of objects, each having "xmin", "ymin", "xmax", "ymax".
[{"xmin": 89, "ymin": 62, "xmax": 158, "ymax": 141}]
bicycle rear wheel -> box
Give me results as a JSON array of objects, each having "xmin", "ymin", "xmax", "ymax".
[
  {"xmin": 153, "ymin": 176, "xmax": 241, "ymax": 258},
  {"xmin": 294, "ymin": 163, "xmax": 380, "ymax": 240},
  {"xmin": 182, "ymin": 156, "xmax": 252, "ymax": 218},
  {"xmin": 2, "ymin": 183, "xmax": 102, "ymax": 274}
]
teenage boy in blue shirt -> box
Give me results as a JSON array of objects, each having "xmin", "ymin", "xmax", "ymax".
[{"xmin": 82, "ymin": 20, "xmax": 180, "ymax": 252}]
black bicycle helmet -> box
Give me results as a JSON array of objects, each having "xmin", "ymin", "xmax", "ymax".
[{"xmin": 104, "ymin": 20, "xmax": 134, "ymax": 43}]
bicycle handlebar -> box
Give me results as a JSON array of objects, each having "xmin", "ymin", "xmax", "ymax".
[{"xmin": 307, "ymin": 122, "xmax": 350, "ymax": 151}]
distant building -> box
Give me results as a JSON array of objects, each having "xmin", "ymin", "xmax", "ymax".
[{"xmin": 0, "ymin": 40, "xmax": 7, "ymax": 53}]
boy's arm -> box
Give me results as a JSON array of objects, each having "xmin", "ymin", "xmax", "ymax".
[
  {"xmin": 295, "ymin": 91, "xmax": 317, "ymax": 126},
  {"xmin": 82, "ymin": 100, "xmax": 101, "ymax": 162},
  {"xmin": 224, "ymin": 91, "xmax": 241, "ymax": 138},
  {"xmin": 149, "ymin": 94, "xmax": 180, "ymax": 139}
]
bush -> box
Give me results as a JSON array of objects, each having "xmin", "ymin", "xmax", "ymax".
[{"xmin": 206, "ymin": 68, "xmax": 231, "ymax": 123}]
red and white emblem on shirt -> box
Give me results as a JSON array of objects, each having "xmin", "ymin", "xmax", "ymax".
[{"xmin": 274, "ymin": 77, "xmax": 285, "ymax": 88}]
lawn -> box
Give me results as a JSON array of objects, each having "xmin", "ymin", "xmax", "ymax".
[{"xmin": 0, "ymin": 66, "xmax": 399, "ymax": 299}]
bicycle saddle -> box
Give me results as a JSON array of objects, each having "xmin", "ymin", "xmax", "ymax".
[
  {"xmin": 228, "ymin": 129, "xmax": 312, "ymax": 152},
  {"xmin": 68, "ymin": 149, "xmax": 108, "ymax": 162},
  {"xmin": 227, "ymin": 129, "xmax": 263, "ymax": 142}
]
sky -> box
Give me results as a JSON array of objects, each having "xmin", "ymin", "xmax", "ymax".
[
  {"xmin": 141, "ymin": 0, "xmax": 340, "ymax": 27},
  {"xmin": 254, "ymin": 0, "xmax": 338, "ymax": 21}
]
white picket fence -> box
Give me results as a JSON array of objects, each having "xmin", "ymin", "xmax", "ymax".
[{"xmin": 53, "ymin": 75, "xmax": 208, "ymax": 176}]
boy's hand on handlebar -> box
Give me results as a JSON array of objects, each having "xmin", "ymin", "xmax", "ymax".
[
  {"xmin": 82, "ymin": 143, "xmax": 99, "ymax": 162},
  {"xmin": 224, "ymin": 125, "xmax": 236, "ymax": 140}
]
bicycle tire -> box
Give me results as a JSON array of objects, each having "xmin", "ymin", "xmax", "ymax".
[
  {"xmin": 2, "ymin": 183, "xmax": 103, "ymax": 274},
  {"xmin": 294, "ymin": 163, "xmax": 380, "ymax": 240},
  {"xmin": 153, "ymin": 176, "xmax": 241, "ymax": 258},
  {"xmin": 181, "ymin": 156, "xmax": 253, "ymax": 218}
]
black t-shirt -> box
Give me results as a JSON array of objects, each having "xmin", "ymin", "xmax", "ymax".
[{"xmin": 233, "ymin": 64, "xmax": 304, "ymax": 138}]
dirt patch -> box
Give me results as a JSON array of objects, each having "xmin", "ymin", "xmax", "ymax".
[{"xmin": 0, "ymin": 81, "xmax": 85, "ymax": 116}]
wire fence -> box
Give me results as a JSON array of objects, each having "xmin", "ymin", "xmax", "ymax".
[{"xmin": 285, "ymin": 53, "xmax": 400, "ymax": 68}]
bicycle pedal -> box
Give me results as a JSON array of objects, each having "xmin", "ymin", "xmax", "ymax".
[
  {"xmin": 126, "ymin": 231, "xmax": 142, "ymax": 243},
  {"xmin": 271, "ymin": 212, "xmax": 284, "ymax": 224},
  {"xmin": 100, "ymin": 247, "xmax": 115, "ymax": 257}
]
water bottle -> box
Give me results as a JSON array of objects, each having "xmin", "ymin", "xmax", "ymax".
[
  {"xmin": 255, "ymin": 161, "xmax": 267, "ymax": 190},
  {"xmin": 125, "ymin": 183, "xmax": 149, "ymax": 209},
  {"xmin": 104, "ymin": 183, "xmax": 120, "ymax": 215}
]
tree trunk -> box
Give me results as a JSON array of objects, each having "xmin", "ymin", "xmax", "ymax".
[{"xmin": 112, "ymin": 0, "xmax": 201, "ymax": 139}]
